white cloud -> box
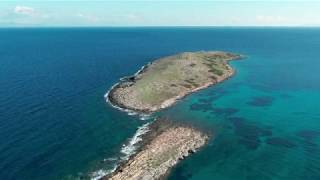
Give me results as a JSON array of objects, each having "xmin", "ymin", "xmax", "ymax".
[
  {"xmin": 255, "ymin": 15, "xmax": 288, "ymax": 25},
  {"xmin": 14, "ymin": 6, "xmax": 35, "ymax": 16},
  {"xmin": 123, "ymin": 13, "xmax": 144, "ymax": 24},
  {"xmin": 76, "ymin": 13, "xmax": 99, "ymax": 22},
  {"xmin": 0, "ymin": 5, "xmax": 52, "ymax": 26},
  {"xmin": 126, "ymin": 14, "xmax": 140, "ymax": 20}
]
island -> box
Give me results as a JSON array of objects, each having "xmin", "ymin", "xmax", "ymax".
[
  {"xmin": 105, "ymin": 119, "xmax": 209, "ymax": 180},
  {"xmin": 107, "ymin": 51, "xmax": 242, "ymax": 113}
]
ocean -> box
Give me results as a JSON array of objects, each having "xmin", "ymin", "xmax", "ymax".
[{"xmin": 0, "ymin": 27, "xmax": 319, "ymax": 180}]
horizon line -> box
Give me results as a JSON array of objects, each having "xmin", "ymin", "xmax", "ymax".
[{"xmin": 1, "ymin": 25, "xmax": 320, "ymax": 28}]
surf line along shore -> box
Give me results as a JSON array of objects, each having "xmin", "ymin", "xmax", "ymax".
[
  {"xmin": 104, "ymin": 51, "xmax": 243, "ymax": 179},
  {"xmin": 104, "ymin": 118, "xmax": 209, "ymax": 180}
]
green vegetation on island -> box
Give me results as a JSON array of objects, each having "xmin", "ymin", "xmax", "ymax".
[{"xmin": 108, "ymin": 51, "xmax": 242, "ymax": 113}]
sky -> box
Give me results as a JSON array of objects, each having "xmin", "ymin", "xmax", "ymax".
[{"xmin": 0, "ymin": 1, "xmax": 320, "ymax": 27}]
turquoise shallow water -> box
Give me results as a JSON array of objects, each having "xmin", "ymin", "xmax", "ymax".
[{"xmin": 0, "ymin": 27, "xmax": 320, "ymax": 179}]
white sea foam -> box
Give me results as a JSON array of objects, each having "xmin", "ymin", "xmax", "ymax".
[
  {"xmin": 104, "ymin": 82, "xmax": 135, "ymax": 114},
  {"xmin": 103, "ymin": 157, "xmax": 118, "ymax": 162},
  {"xmin": 139, "ymin": 114, "xmax": 151, "ymax": 121},
  {"xmin": 134, "ymin": 62, "xmax": 150, "ymax": 76},
  {"xmin": 104, "ymin": 79, "xmax": 151, "ymax": 119},
  {"xmin": 89, "ymin": 122, "xmax": 151, "ymax": 180},
  {"xmin": 97, "ymin": 64, "xmax": 153, "ymax": 179},
  {"xmin": 104, "ymin": 62, "xmax": 151, "ymax": 113},
  {"xmin": 120, "ymin": 122, "xmax": 150, "ymax": 159},
  {"xmin": 128, "ymin": 111, "xmax": 138, "ymax": 116},
  {"xmin": 90, "ymin": 166, "xmax": 117, "ymax": 180}
]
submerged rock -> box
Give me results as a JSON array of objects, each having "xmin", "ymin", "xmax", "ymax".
[
  {"xmin": 229, "ymin": 117, "xmax": 273, "ymax": 150},
  {"xmin": 247, "ymin": 96, "xmax": 274, "ymax": 107},
  {"xmin": 266, "ymin": 137, "xmax": 296, "ymax": 148}
]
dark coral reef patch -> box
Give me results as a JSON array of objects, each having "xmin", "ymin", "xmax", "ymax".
[
  {"xmin": 247, "ymin": 96, "xmax": 274, "ymax": 107},
  {"xmin": 296, "ymin": 130, "xmax": 320, "ymax": 141},
  {"xmin": 228, "ymin": 117, "xmax": 272, "ymax": 150},
  {"xmin": 190, "ymin": 97, "xmax": 239, "ymax": 117},
  {"xmin": 189, "ymin": 102, "xmax": 212, "ymax": 112},
  {"xmin": 296, "ymin": 129, "xmax": 320, "ymax": 154},
  {"xmin": 211, "ymin": 107, "xmax": 239, "ymax": 116},
  {"xmin": 265, "ymin": 137, "xmax": 296, "ymax": 148}
]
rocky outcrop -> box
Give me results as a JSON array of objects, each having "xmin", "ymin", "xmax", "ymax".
[{"xmin": 105, "ymin": 119, "xmax": 209, "ymax": 180}]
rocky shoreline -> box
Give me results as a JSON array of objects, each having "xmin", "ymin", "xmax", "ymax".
[
  {"xmin": 104, "ymin": 118, "xmax": 209, "ymax": 180},
  {"xmin": 107, "ymin": 51, "xmax": 243, "ymax": 113}
]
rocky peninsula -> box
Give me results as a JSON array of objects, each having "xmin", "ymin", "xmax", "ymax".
[
  {"xmin": 107, "ymin": 51, "xmax": 242, "ymax": 113},
  {"xmin": 105, "ymin": 119, "xmax": 209, "ymax": 180}
]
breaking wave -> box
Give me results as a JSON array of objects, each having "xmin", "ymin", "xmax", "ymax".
[{"xmin": 90, "ymin": 122, "xmax": 150, "ymax": 179}]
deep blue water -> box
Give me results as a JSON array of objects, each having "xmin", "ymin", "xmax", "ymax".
[{"xmin": 0, "ymin": 27, "xmax": 320, "ymax": 180}]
